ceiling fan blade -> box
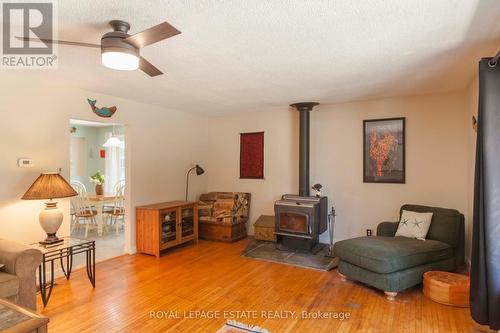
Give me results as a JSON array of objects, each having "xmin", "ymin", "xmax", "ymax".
[
  {"xmin": 139, "ymin": 56, "xmax": 163, "ymax": 77},
  {"xmin": 124, "ymin": 22, "xmax": 181, "ymax": 49},
  {"xmin": 15, "ymin": 36, "xmax": 100, "ymax": 48}
]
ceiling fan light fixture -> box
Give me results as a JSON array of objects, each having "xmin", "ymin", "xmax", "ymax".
[
  {"xmin": 102, "ymin": 51, "xmax": 139, "ymax": 71},
  {"xmin": 25, "ymin": 19, "xmax": 179, "ymax": 76}
]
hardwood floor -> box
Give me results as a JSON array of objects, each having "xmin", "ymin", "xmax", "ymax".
[{"xmin": 38, "ymin": 239, "xmax": 493, "ymax": 333}]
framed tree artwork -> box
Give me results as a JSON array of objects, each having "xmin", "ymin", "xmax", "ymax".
[
  {"xmin": 240, "ymin": 132, "xmax": 264, "ymax": 179},
  {"xmin": 363, "ymin": 117, "xmax": 405, "ymax": 183}
]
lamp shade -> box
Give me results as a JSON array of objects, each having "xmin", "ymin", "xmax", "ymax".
[
  {"xmin": 102, "ymin": 51, "xmax": 139, "ymax": 71},
  {"xmin": 21, "ymin": 172, "xmax": 77, "ymax": 200},
  {"xmin": 195, "ymin": 164, "xmax": 205, "ymax": 176},
  {"xmin": 102, "ymin": 136, "xmax": 124, "ymax": 148}
]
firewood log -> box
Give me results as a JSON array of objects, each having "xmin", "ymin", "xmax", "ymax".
[
  {"xmin": 197, "ymin": 192, "xmax": 251, "ymax": 224},
  {"xmin": 217, "ymin": 192, "xmax": 236, "ymax": 199},
  {"xmin": 198, "ymin": 202, "xmax": 213, "ymax": 216},
  {"xmin": 199, "ymin": 193, "xmax": 218, "ymax": 202},
  {"xmin": 213, "ymin": 199, "xmax": 235, "ymax": 218}
]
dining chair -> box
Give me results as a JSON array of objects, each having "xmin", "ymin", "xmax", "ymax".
[
  {"xmin": 70, "ymin": 181, "xmax": 87, "ymax": 225},
  {"xmin": 104, "ymin": 183, "xmax": 125, "ymax": 235},
  {"xmin": 71, "ymin": 180, "xmax": 87, "ymax": 192},
  {"xmin": 103, "ymin": 179, "xmax": 126, "ymax": 212},
  {"xmin": 114, "ymin": 179, "xmax": 125, "ymax": 191},
  {"xmin": 71, "ymin": 182, "xmax": 98, "ymax": 238}
]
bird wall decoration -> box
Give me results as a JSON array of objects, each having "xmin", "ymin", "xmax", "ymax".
[{"xmin": 87, "ymin": 99, "xmax": 117, "ymax": 118}]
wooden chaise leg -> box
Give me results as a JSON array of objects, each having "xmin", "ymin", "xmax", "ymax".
[
  {"xmin": 338, "ymin": 272, "xmax": 347, "ymax": 282},
  {"xmin": 384, "ymin": 291, "xmax": 398, "ymax": 301}
]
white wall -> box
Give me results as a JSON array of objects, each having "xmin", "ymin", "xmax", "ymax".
[
  {"xmin": 465, "ymin": 75, "xmax": 479, "ymax": 263},
  {"xmin": 208, "ymin": 91, "xmax": 473, "ymax": 252},
  {"xmin": 0, "ymin": 75, "xmax": 208, "ymax": 253},
  {"xmin": 312, "ymin": 92, "xmax": 471, "ymax": 245},
  {"xmin": 207, "ymin": 107, "xmax": 299, "ymax": 230}
]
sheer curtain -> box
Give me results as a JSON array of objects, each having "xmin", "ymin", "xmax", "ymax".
[{"xmin": 104, "ymin": 132, "xmax": 125, "ymax": 193}]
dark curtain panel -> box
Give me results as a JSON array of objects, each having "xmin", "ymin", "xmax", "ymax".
[{"xmin": 470, "ymin": 58, "xmax": 500, "ymax": 330}]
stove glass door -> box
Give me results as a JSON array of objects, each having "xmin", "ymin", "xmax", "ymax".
[{"xmin": 278, "ymin": 212, "xmax": 309, "ymax": 234}]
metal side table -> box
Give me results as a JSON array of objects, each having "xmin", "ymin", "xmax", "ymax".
[{"xmin": 30, "ymin": 237, "xmax": 95, "ymax": 307}]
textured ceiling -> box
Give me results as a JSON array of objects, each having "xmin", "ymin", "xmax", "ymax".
[{"xmin": 9, "ymin": 0, "xmax": 500, "ymax": 114}]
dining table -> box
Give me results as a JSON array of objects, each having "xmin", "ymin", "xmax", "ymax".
[{"xmin": 86, "ymin": 193, "xmax": 124, "ymax": 236}]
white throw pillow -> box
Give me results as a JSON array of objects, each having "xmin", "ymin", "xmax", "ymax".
[{"xmin": 395, "ymin": 210, "xmax": 433, "ymax": 239}]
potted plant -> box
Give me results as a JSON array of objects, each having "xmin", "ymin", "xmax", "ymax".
[{"xmin": 89, "ymin": 171, "xmax": 105, "ymax": 195}]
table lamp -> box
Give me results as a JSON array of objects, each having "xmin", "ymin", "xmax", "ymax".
[{"xmin": 21, "ymin": 172, "xmax": 77, "ymax": 245}]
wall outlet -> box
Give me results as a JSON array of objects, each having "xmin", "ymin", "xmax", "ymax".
[{"xmin": 366, "ymin": 229, "xmax": 373, "ymax": 236}]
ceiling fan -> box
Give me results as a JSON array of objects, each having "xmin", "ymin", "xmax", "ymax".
[{"xmin": 16, "ymin": 20, "xmax": 181, "ymax": 77}]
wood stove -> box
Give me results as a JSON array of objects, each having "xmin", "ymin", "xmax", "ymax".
[
  {"xmin": 275, "ymin": 195, "xmax": 327, "ymax": 252},
  {"xmin": 274, "ymin": 102, "xmax": 328, "ymax": 252}
]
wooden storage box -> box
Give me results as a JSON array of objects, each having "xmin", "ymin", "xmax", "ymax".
[
  {"xmin": 199, "ymin": 219, "xmax": 247, "ymax": 242},
  {"xmin": 254, "ymin": 215, "xmax": 276, "ymax": 242},
  {"xmin": 197, "ymin": 192, "xmax": 251, "ymax": 242}
]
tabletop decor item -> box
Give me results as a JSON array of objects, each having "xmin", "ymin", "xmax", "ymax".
[
  {"xmin": 240, "ymin": 132, "xmax": 264, "ymax": 179},
  {"xmin": 21, "ymin": 172, "xmax": 78, "ymax": 244},
  {"xmin": 363, "ymin": 117, "xmax": 405, "ymax": 183},
  {"xmin": 312, "ymin": 183, "xmax": 323, "ymax": 197},
  {"xmin": 90, "ymin": 171, "xmax": 105, "ymax": 195},
  {"xmin": 87, "ymin": 98, "xmax": 117, "ymax": 117}
]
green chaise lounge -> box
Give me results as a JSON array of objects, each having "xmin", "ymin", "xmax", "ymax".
[{"xmin": 333, "ymin": 204, "xmax": 465, "ymax": 300}]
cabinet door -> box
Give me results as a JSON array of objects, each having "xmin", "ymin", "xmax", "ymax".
[
  {"xmin": 180, "ymin": 205, "xmax": 196, "ymax": 241},
  {"xmin": 159, "ymin": 209, "xmax": 178, "ymax": 248}
]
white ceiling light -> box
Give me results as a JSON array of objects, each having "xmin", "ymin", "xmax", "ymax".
[
  {"xmin": 101, "ymin": 51, "xmax": 139, "ymax": 71},
  {"xmin": 102, "ymin": 136, "xmax": 124, "ymax": 148}
]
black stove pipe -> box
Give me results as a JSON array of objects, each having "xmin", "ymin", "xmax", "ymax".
[{"xmin": 290, "ymin": 102, "xmax": 319, "ymax": 197}]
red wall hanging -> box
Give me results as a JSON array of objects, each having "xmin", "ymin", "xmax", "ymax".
[{"xmin": 240, "ymin": 132, "xmax": 264, "ymax": 179}]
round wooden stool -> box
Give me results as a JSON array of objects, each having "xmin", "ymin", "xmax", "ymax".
[{"xmin": 423, "ymin": 271, "xmax": 470, "ymax": 307}]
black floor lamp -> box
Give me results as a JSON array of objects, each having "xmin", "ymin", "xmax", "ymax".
[{"xmin": 185, "ymin": 164, "xmax": 205, "ymax": 201}]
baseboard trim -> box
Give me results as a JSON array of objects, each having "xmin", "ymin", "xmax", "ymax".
[
  {"xmin": 465, "ymin": 258, "xmax": 471, "ymax": 274},
  {"xmin": 125, "ymin": 246, "xmax": 137, "ymax": 255}
]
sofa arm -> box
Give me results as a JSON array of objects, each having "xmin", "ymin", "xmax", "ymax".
[
  {"xmin": 0, "ymin": 239, "xmax": 42, "ymax": 310},
  {"xmin": 376, "ymin": 221, "xmax": 399, "ymax": 237}
]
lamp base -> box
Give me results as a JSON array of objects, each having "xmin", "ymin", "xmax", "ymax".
[
  {"xmin": 39, "ymin": 233, "xmax": 64, "ymax": 246},
  {"xmin": 39, "ymin": 201, "xmax": 64, "ymax": 246}
]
